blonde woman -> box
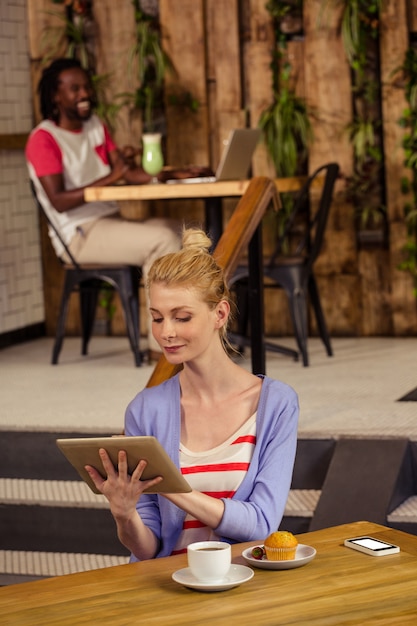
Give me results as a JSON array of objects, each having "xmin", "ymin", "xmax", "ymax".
[{"xmin": 86, "ymin": 228, "xmax": 299, "ymax": 561}]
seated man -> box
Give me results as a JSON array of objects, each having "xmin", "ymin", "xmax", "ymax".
[{"xmin": 26, "ymin": 57, "xmax": 207, "ymax": 359}]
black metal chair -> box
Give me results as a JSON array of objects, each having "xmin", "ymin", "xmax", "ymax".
[
  {"xmin": 230, "ymin": 163, "xmax": 339, "ymax": 366},
  {"xmin": 31, "ymin": 182, "xmax": 142, "ymax": 366}
]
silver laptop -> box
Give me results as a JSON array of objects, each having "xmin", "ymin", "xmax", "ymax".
[{"xmin": 166, "ymin": 128, "xmax": 261, "ymax": 184}]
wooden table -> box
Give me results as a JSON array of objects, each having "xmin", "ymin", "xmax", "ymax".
[
  {"xmin": 84, "ymin": 177, "xmax": 307, "ymax": 201},
  {"xmin": 84, "ymin": 177, "xmax": 307, "ymax": 246},
  {"xmin": 1, "ymin": 521, "xmax": 417, "ymax": 625},
  {"xmin": 86, "ymin": 179, "xmax": 248, "ymax": 247}
]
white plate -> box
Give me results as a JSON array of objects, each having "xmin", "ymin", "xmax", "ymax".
[
  {"xmin": 241, "ymin": 544, "xmax": 316, "ymax": 570},
  {"xmin": 172, "ymin": 564, "xmax": 254, "ymax": 591}
]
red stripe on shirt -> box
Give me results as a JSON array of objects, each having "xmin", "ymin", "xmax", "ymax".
[
  {"xmin": 181, "ymin": 462, "xmax": 249, "ymax": 475},
  {"xmin": 232, "ymin": 435, "xmax": 256, "ymax": 445},
  {"xmin": 183, "ymin": 520, "xmax": 206, "ymax": 530},
  {"xmin": 202, "ymin": 491, "xmax": 236, "ymax": 499}
]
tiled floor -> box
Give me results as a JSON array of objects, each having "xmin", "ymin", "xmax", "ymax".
[{"xmin": 1, "ymin": 335, "xmax": 416, "ymax": 439}]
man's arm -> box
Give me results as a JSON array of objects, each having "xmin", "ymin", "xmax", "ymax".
[
  {"xmin": 38, "ymin": 159, "xmax": 129, "ymax": 213},
  {"xmin": 27, "ymin": 126, "xmax": 134, "ymax": 212}
]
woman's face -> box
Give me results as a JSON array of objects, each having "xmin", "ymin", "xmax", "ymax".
[{"xmin": 149, "ymin": 283, "xmax": 229, "ymax": 364}]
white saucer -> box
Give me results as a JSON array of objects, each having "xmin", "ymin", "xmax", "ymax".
[
  {"xmin": 172, "ymin": 564, "xmax": 254, "ymax": 591},
  {"xmin": 242, "ymin": 544, "xmax": 316, "ymax": 570}
]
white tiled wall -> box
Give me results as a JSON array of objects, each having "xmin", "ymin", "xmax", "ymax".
[{"xmin": 0, "ymin": 0, "xmax": 44, "ymax": 334}]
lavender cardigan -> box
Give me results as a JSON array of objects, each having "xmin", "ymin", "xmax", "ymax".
[{"xmin": 124, "ymin": 374, "xmax": 299, "ymax": 560}]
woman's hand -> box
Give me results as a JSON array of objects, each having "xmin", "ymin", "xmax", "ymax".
[
  {"xmin": 86, "ymin": 448, "xmax": 162, "ymax": 560},
  {"xmin": 85, "ymin": 448, "xmax": 163, "ymax": 521}
]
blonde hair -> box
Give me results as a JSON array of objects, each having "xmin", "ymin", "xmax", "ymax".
[{"xmin": 147, "ymin": 228, "xmax": 234, "ymax": 352}]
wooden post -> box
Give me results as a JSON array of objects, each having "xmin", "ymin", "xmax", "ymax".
[
  {"xmin": 241, "ymin": 0, "xmax": 275, "ymax": 178},
  {"xmin": 159, "ymin": 0, "xmax": 209, "ymax": 167},
  {"xmin": 205, "ymin": 0, "xmax": 245, "ymax": 163},
  {"xmin": 93, "ymin": 1, "xmax": 138, "ymax": 147},
  {"xmin": 304, "ymin": 0, "xmax": 361, "ymax": 336},
  {"xmin": 380, "ymin": 0, "xmax": 417, "ymax": 334}
]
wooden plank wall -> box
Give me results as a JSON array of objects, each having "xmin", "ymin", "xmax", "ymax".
[
  {"xmin": 303, "ymin": 1, "xmax": 360, "ymax": 338},
  {"xmin": 26, "ymin": 0, "xmax": 417, "ymax": 339},
  {"xmin": 380, "ymin": 0, "xmax": 417, "ymax": 335}
]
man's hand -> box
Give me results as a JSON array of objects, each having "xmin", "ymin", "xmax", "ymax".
[
  {"xmin": 120, "ymin": 145, "xmax": 141, "ymax": 168},
  {"xmin": 159, "ymin": 165, "xmax": 215, "ymax": 182}
]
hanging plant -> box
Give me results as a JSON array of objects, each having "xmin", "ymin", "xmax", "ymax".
[
  {"xmin": 127, "ymin": 5, "xmax": 171, "ymax": 132},
  {"xmin": 260, "ymin": 1, "xmax": 313, "ymax": 245},
  {"xmin": 259, "ymin": 77, "xmax": 312, "ymax": 178},
  {"xmin": 320, "ymin": 0, "xmax": 386, "ymax": 243},
  {"xmin": 396, "ymin": 46, "xmax": 417, "ymax": 298},
  {"xmin": 260, "ymin": 1, "xmax": 312, "ymax": 178},
  {"xmin": 116, "ymin": 1, "xmax": 199, "ymax": 134},
  {"xmin": 41, "ymin": 1, "xmax": 95, "ymax": 69}
]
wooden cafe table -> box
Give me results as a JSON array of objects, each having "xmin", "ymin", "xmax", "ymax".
[
  {"xmin": 1, "ymin": 521, "xmax": 417, "ymax": 625},
  {"xmin": 84, "ymin": 177, "xmax": 306, "ymax": 246}
]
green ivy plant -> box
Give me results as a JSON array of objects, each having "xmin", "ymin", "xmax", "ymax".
[
  {"xmin": 319, "ymin": 0, "xmax": 386, "ymax": 237},
  {"xmin": 260, "ymin": 0, "xmax": 312, "ymax": 178},
  {"xmin": 118, "ymin": 1, "xmax": 199, "ymax": 134},
  {"xmin": 42, "ymin": 1, "xmax": 95, "ymax": 69},
  {"xmin": 121, "ymin": 2, "xmax": 172, "ymax": 133},
  {"xmin": 397, "ymin": 46, "xmax": 417, "ymax": 297},
  {"xmin": 260, "ymin": 0, "xmax": 313, "ymax": 244}
]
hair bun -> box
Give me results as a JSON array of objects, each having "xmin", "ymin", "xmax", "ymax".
[{"xmin": 182, "ymin": 228, "xmax": 212, "ymax": 254}]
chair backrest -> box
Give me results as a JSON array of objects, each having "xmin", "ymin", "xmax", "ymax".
[
  {"xmin": 30, "ymin": 180, "xmax": 81, "ymax": 270},
  {"xmin": 268, "ymin": 163, "xmax": 340, "ymax": 271}
]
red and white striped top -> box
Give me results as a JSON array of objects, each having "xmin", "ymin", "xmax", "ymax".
[{"xmin": 171, "ymin": 413, "xmax": 257, "ymax": 554}]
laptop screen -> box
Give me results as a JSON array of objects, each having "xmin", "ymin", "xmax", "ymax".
[{"xmin": 165, "ymin": 128, "xmax": 261, "ymax": 184}]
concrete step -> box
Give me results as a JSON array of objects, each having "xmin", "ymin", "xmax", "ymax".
[
  {"xmin": 3, "ymin": 476, "xmax": 416, "ymax": 526},
  {"xmin": 0, "ymin": 550, "xmax": 129, "ymax": 586},
  {"xmin": 387, "ymin": 495, "xmax": 417, "ymax": 523},
  {"xmin": 0, "ymin": 478, "xmax": 320, "ymax": 518},
  {"xmin": 0, "ymin": 479, "xmax": 128, "ymax": 555},
  {"xmin": 0, "ymin": 477, "xmax": 108, "ymax": 508},
  {"xmin": 284, "ymin": 489, "xmax": 321, "ymax": 518}
]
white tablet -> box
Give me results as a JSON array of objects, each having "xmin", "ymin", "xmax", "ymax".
[{"xmin": 56, "ymin": 436, "xmax": 191, "ymax": 495}]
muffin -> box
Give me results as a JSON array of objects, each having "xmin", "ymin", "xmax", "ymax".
[{"xmin": 264, "ymin": 531, "xmax": 298, "ymax": 561}]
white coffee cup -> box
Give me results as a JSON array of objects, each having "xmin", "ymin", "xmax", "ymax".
[{"xmin": 187, "ymin": 541, "xmax": 231, "ymax": 583}]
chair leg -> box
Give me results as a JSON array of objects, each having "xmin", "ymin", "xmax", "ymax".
[
  {"xmin": 308, "ymin": 276, "xmax": 333, "ymax": 357},
  {"xmin": 52, "ymin": 273, "xmax": 74, "ymax": 365},
  {"xmin": 229, "ymin": 277, "xmax": 299, "ymax": 362},
  {"xmin": 128, "ymin": 268, "xmax": 140, "ymax": 348},
  {"xmin": 232, "ymin": 278, "xmax": 250, "ymax": 353},
  {"xmin": 287, "ymin": 288, "xmax": 309, "ymax": 367},
  {"xmin": 80, "ymin": 279, "xmax": 100, "ymax": 356},
  {"xmin": 118, "ymin": 280, "xmax": 142, "ymax": 367}
]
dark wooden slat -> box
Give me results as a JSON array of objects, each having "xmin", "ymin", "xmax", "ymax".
[{"xmin": 0, "ymin": 134, "xmax": 29, "ymax": 150}]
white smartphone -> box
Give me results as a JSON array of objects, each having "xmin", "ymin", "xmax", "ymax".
[{"xmin": 344, "ymin": 536, "xmax": 400, "ymax": 556}]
